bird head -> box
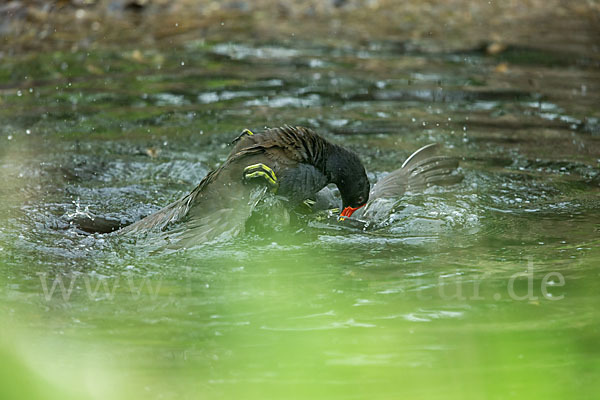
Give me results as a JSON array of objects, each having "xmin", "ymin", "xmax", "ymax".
[{"xmin": 326, "ymin": 145, "xmax": 370, "ymax": 219}]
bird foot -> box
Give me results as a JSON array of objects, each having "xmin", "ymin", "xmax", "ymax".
[
  {"xmin": 232, "ymin": 128, "xmax": 254, "ymax": 144},
  {"xmin": 243, "ymin": 163, "xmax": 278, "ymax": 192},
  {"xmin": 302, "ymin": 198, "xmax": 316, "ymax": 210}
]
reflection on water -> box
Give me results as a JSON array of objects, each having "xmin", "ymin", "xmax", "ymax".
[{"xmin": 0, "ymin": 39, "xmax": 599, "ymax": 399}]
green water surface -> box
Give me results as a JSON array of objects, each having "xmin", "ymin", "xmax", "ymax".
[{"xmin": 0, "ymin": 39, "xmax": 599, "ymax": 399}]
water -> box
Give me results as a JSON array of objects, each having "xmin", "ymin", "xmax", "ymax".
[{"xmin": 0, "ymin": 39, "xmax": 599, "ymax": 399}]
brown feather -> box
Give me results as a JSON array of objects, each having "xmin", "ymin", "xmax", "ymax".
[{"xmin": 121, "ymin": 126, "xmax": 365, "ymax": 247}]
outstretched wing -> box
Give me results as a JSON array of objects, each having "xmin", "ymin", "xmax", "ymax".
[
  {"xmin": 121, "ymin": 159, "xmax": 269, "ymax": 248},
  {"xmin": 370, "ymin": 143, "xmax": 463, "ymax": 199},
  {"xmin": 120, "ymin": 169, "xmax": 220, "ymax": 235},
  {"xmin": 168, "ymin": 183, "xmax": 269, "ymax": 248},
  {"xmin": 349, "ymin": 144, "xmax": 463, "ymax": 223}
]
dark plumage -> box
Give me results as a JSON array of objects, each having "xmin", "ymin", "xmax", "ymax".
[
  {"xmin": 120, "ymin": 125, "xmax": 369, "ymax": 246},
  {"xmin": 309, "ymin": 143, "xmax": 463, "ymax": 226}
]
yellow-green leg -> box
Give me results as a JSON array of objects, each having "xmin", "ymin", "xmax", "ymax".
[
  {"xmin": 243, "ymin": 163, "xmax": 278, "ymax": 192},
  {"xmin": 232, "ymin": 128, "xmax": 254, "ymax": 144}
]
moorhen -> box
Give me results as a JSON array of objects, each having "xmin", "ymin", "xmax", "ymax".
[{"xmin": 120, "ymin": 125, "xmax": 370, "ymax": 246}]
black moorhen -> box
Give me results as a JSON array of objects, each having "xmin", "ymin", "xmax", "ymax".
[{"xmin": 120, "ymin": 125, "xmax": 370, "ymax": 246}]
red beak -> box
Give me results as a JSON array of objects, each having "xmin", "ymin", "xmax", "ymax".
[{"xmin": 339, "ymin": 204, "xmax": 364, "ymax": 221}]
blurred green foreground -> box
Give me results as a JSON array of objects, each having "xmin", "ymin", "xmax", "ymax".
[{"xmin": 1, "ymin": 1, "xmax": 599, "ymax": 399}]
